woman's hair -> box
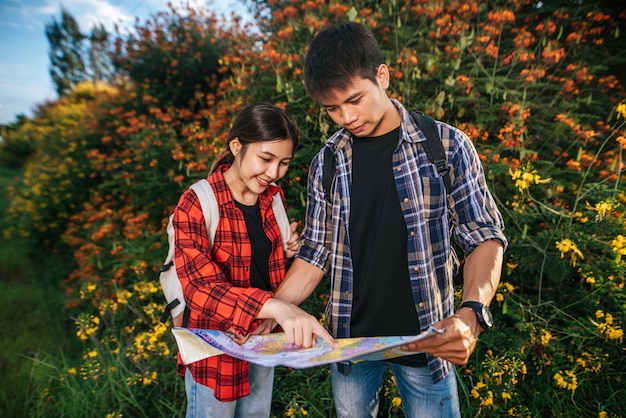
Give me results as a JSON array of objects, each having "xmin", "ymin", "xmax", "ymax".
[
  {"xmin": 304, "ymin": 22, "xmax": 384, "ymax": 104},
  {"xmin": 210, "ymin": 103, "xmax": 299, "ymax": 173}
]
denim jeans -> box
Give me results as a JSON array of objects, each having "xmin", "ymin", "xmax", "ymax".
[
  {"xmin": 185, "ymin": 365, "xmax": 274, "ymax": 418},
  {"xmin": 330, "ymin": 361, "xmax": 461, "ymax": 418}
]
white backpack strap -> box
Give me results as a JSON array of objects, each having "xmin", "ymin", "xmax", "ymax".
[
  {"xmin": 160, "ymin": 213, "xmax": 185, "ymax": 319},
  {"xmin": 190, "ymin": 179, "xmax": 219, "ymax": 248},
  {"xmin": 271, "ymin": 187, "xmax": 291, "ymax": 252},
  {"xmin": 160, "ymin": 179, "xmax": 219, "ymax": 322}
]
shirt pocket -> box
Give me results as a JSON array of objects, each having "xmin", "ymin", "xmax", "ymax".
[
  {"xmin": 418, "ymin": 165, "xmax": 447, "ymax": 220},
  {"xmin": 211, "ymin": 244, "xmax": 233, "ymax": 279}
]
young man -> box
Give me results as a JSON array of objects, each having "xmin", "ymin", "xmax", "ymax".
[{"xmin": 275, "ymin": 22, "xmax": 507, "ymax": 417}]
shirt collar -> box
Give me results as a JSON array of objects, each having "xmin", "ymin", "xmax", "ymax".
[{"xmin": 325, "ymin": 98, "xmax": 427, "ymax": 153}]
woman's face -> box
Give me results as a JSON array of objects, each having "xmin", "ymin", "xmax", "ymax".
[{"xmin": 227, "ymin": 137, "xmax": 293, "ymax": 202}]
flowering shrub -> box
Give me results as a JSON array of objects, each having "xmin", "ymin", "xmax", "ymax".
[{"xmin": 4, "ymin": 0, "xmax": 625, "ymax": 416}]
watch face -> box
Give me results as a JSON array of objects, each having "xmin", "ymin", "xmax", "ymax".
[{"xmin": 482, "ymin": 305, "xmax": 494, "ymax": 328}]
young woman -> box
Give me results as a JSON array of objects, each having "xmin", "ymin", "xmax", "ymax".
[{"xmin": 173, "ymin": 103, "xmax": 334, "ymax": 418}]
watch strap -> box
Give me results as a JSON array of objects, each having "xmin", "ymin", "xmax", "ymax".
[{"xmin": 460, "ymin": 301, "xmax": 492, "ymax": 331}]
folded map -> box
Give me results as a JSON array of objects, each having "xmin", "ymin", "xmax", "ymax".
[{"xmin": 172, "ymin": 326, "xmax": 442, "ymax": 369}]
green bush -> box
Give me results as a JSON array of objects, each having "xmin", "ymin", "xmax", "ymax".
[{"xmin": 4, "ymin": 0, "xmax": 624, "ymax": 416}]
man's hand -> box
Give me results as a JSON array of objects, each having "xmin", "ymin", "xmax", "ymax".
[
  {"xmin": 400, "ymin": 308, "xmax": 481, "ymax": 365},
  {"xmin": 285, "ymin": 222, "xmax": 300, "ymax": 258}
]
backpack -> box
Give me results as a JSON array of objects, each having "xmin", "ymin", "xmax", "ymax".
[
  {"xmin": 322, "ymin": 111, "xmax": 451, "ymax": 201},
  {"xmin": 152, "ymin": 178, "xmax": 292, "ymax": 324}
]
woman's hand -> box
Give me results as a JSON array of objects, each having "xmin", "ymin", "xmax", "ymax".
[
  {"xmin": 259, "ymin": 298, "xmax": 337, "ymax": 348},
  {"xmin": 285, "ymin": 222, "xmax": 300, "ymax": 258}
]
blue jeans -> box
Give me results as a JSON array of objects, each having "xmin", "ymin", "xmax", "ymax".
[
  {"xmin": 330, "ymin": 361, "xmax": 461, "ymax": 418},
  {"xmin": 185, "ymin": 365, "xmax": 274, "ymax": 418}
]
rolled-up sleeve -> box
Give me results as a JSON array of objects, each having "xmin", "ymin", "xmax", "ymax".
[
  {"xmin": 297, "ymin": 152, "xmax": 332, "ymax": 272},
  {"xmin": 447, "ymin": 128, "xmax": 508, "ymax": 255}
]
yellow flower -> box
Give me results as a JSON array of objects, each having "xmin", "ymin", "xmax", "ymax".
[
  {"xmin": 555, "ymin": 239, "xmax": 584, "ymax": 266},
  {"xmin": 392, "ymin": 397, "xmax": 402, "ymax": 408},
  {"xmin": 611, "ymin": 235, "xmax": 626, "ymax": 262},
  {"xmin": 572, "ymin": 211, "xmax": 589, "ymax": 223},
  {"xmin": 481, "ymin": 391, "xmax": 494, "ymax": 406},
  {"xmin": 471, "ymin": 381, "xmax": 487, "ymax": 398},
  {"xmin": 76, "ymin": 314, "xmax": 101, "ymax": 342},
  {"xmin": 554, "ymin": 370, "xmax": 578, "ymax": 392},
  {"xmin": 510, "ymin": 166, "xmax": 550, "ymax": 192},
  {"xmin": 68, "ymin": 367, "xmax": 77, "ymax": 375},
  {"xmin": 495, "ymin": 293, "xmax": 504, "ymax": 302},
  {"xmin": 594, "ymin": 200, "xmax": 616, "ymax": 220},
  {"xmin": 506, "ymin": 262, "xmax": 518, "ymax": 270},
  {"xmin": 501, "ymin": 391, "xmax": 512, "ymax": 400},
  {"xmin": 540, "ymin": 329, "xmax": 552, "ymax": 346},
  {"xmin": 617, "ymin": 103, "xmax": 626, "ymax": 119},
  {"xmin": 606, "ymin": 325, "xmax": 624, "ymax": 342},
  {"xmin": 116, "ymin": 289, "xmax": 133, "ymax": 305}
]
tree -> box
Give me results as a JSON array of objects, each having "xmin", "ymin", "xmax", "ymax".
[
  {"xmin": 46, "ymin": 9, "xmax": 88, "ymax": 96},
  {"xmin": 111, "ymin": 5, "xmax": 228, "ymax": 111},
  {"xmin": 89, "ymin": 24, "xmax": 112, "ymax": 85}
]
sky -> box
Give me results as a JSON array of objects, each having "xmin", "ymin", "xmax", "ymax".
[{"xmin": 0, "ymin": 0, "xmax": 248, "ymax": 125}]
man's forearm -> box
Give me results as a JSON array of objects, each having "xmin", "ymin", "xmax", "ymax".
[
  {"xmin": 274, "ymin": 258, "xmax": 326, "ymax": 305},
  {"xmin": 461, "ymin": 239, "xmax": 505, "ymax": 305}
]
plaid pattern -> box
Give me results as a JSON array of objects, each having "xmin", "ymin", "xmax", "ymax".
[
  {"xmin": 174, "ymin": 165, "xmax": 286, "ymax": 401},
  {"xmin": 298, "ymin": 99, "xmax": 507, "ymax": 382}
]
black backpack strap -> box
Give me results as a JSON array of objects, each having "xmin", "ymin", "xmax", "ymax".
[
  {"xmin": 410, "ymin": 111, "xmax": 452, "ymax": 195},
  {"xmin": 182, "ymin": 306, "xmax": 191, "ymax": 328},
  {"xmin": 159, "ymin": 298, "xmax": 181, "ymax": 323},
  {"xmin": 322, "ymin": 146, "xmax": 336, "ymax": 202},
  {"xmin": 149, "ymin": 260, "xmax": 173, "ymax": 281}
]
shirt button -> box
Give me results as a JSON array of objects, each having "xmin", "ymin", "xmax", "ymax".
[
  {"xmin": 245, "ymin": 267, "xmax": 249, "ymax": 271},
  {"xmin": 418, "ymin": 302, "xmax": 425, "ymax": 308},
  {"xmin": 342, "ymin": 323, "xmax": 348, "ymax": 328},
  {"xmin": 404, "ymin": 197, "xmax": 409, "ymax": 203},
  {"xmin": 396, "ymin": 166, "xmax": 402, "ymax": 172},
  {"xmin": 414, "ymin": 266, "xmax": 419, "ymax": 272},
  {"xmin": 410, "ymin": 231, "xmax": 415, "ymax": 236},
  {"xmin": 344, "ymin": 291, "xmax": 350, "ymax": 297}
]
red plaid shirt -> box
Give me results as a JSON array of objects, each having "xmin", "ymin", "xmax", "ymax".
[{"xmin": 173, "ymin": 166, "xmax": 287, "ymax": 401}]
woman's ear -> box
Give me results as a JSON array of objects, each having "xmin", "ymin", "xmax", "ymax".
[{"xmin": 229, "ymin": 138, "xmax": 242, "ymax": 156}]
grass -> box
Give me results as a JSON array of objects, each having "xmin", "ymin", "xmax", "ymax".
[{"xmin": 0, "ymin": 166, "xmax": 79, "ymax": 415}]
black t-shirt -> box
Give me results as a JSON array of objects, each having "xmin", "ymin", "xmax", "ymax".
[
  {"xmin": 349, "ymin": 127, "xmax": 426, "ymax": 367},
  {"xmin": 235, "ymin": 200, "xmax": 272, "ymax": 291}
]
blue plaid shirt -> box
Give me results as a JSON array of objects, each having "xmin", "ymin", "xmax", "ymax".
[{"xmin": 297, "ymin": 99, "xmax": 507, "ymax": 382}]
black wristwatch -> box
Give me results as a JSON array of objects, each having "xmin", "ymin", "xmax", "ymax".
[{"xmin": 460, "ymin": 301, "xmax": 493, "ymax": 331}]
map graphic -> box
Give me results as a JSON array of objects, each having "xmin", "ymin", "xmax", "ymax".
[{"xmin": 172, "ymin": 327, "xmax": 442, "ymax": 369}]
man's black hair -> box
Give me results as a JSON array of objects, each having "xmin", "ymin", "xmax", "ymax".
[{"xmin": 304, "ymin": 22, "xmax": 384, "ymax": 104}]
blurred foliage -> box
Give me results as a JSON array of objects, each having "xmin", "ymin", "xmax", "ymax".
[{"xmin": 2, "ymin": 0, "xmax": 625, "ymax": 416}]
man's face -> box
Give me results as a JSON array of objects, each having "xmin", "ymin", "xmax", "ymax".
[{"xmin": 319, "ymin": 65, "xmax": 400, "ymax": 137}]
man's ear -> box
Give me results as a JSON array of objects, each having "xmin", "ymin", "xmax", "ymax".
[
  {"xmin": 376, "ymin": 64, "xmax": 390, "ymax": 89},
  {"xmin": 229, "ymin": 138, "xmax": 242, "ymax": 156}
]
